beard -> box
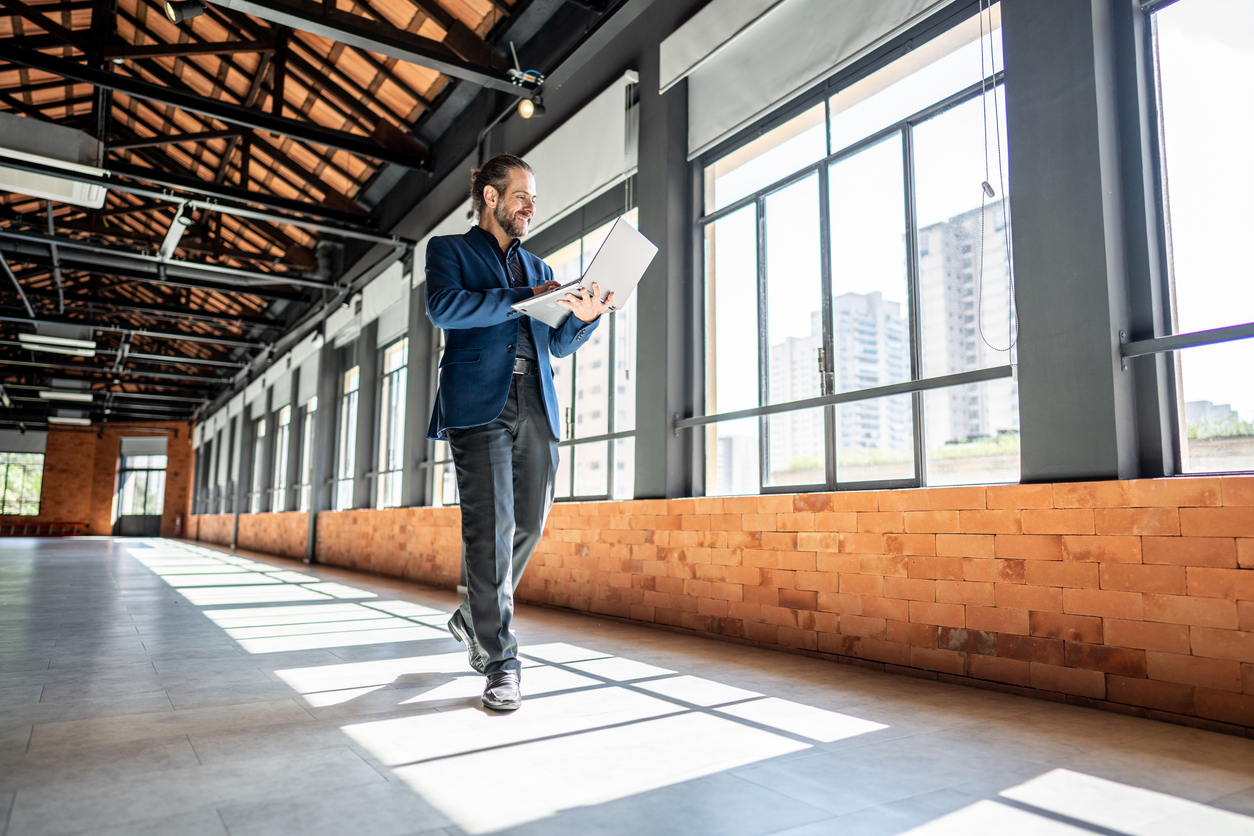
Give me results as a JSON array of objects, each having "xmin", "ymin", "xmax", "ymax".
[{"xmin": 493, "ymin": 201, "xmax": 530, "ymax": 239}]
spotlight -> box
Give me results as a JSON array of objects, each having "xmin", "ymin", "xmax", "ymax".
[
  {"xmin": 164, "ymin": 0, "xmax": 205, "ymax": 23},
  {"xmin": 518, "ymin": 97, "xmax": 546, "ymax": 119}
]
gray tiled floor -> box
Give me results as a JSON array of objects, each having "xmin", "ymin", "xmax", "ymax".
[{"xmin": 3, "ymin": 538, "xmax": 1254, "ymax": 836}]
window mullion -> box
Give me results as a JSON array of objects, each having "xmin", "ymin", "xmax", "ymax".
[
  {"xmin": 756, "ymin": 197, "xmax": 769, "ymax": 495},
  {"xmin": 902, "ymin": 123, "xmax": 927, "ymax": 488},
  {"xmin": 817, "ymin": 163, "xmax": 838, "ymax": 490}
]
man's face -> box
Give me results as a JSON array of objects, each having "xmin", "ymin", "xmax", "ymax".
[{"xmin": 488, "ymin": 169, "xmax": 537, "ymax": 239}]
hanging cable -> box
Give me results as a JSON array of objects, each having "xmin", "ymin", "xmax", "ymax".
[{"xmin": 976, "ymin": 0, "xmax": 1018, "ymax": 353}]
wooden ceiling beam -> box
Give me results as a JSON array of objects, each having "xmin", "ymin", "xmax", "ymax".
[
  {"xmin": 403, "ymin": 0, "xmax": 507, "ymax": 70},
  {"xmin": 0, "ymin": 0, "xmax": 87, "ymax": 50},
  {"xmin": 105, "ymin": 40, "xmax": 277, "ymax": 59},
  {"xmin": 108, "ymin": 128, "xmax": 246, "ymax": 150}
]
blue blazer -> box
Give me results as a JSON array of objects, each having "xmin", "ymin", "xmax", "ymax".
[{"xmin": 425, "ymin": 228, "xmax": 600, "ymax": 440}]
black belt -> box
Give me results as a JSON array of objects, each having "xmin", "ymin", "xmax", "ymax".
[{"xmin": 512, "ymin": 357, "xmax": 537, "ymax": 375}]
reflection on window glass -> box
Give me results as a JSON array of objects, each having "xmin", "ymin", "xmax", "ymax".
[
  {"xmin": 707, "ymin": 418, "xmax": 759, "ymax": 496},
  {"xmin": 336, "ymin": 366, "xmax": 359, "ymax": 511},
  {"xmin": 1154, "ymin": 0, "xmax": 1254, "ymax": 473},
  {"xmin": 272, "ymin": 405, "xmax": 291, "ymax": 512},
  {"xmin": 705, "ymin": 104, "xmax": 826, "ymax": 212},
  {"xmin": 925, "ymin": 378, "xmax": 1019, "ymax": 485},
  {"xmin": 766, "ymin": 408, "xmax": 825, "ymax": 487},
  {"xmin": 837, "ymin": 395, "xmax": 914, "ymax": 483},
  {"xmin": 377, "ymin": 339, "xmax": 408, "ymax": 509},
  {"xmin": 1179, "ymin": 342, "xmax": 1254, "ymax": 473},
  {"xmin": 573, "ymin": 441, "xmax": 608, "ymax": 498},
  {"xmin": 765, "ymin": 174, "xmax": 824, "ymax": 407},
  {"xmin": 613, "ymin": 437, "xmax": 635, "ymax": 500},
  {"xmin": 705, "ymin": 207, "xmax": 758, "ymax": 416},
  {"xmin": 829, "ymin": 8, "xmax": 1002, "ymax": 152},
  {"xmin": 0, "ymin": 452, "xmax": 43, "ymax": 515}
]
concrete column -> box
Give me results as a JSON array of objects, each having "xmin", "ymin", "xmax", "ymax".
[
  {"xmin": 306, "ymin": 340, "xmax": 339, "ymax": 563},
  {"xmin": 353, "ymin": 320, "xmax": 379, "ymax": 510},
  {"xmin": 1003, "ymin": 0, "xmax": 1139, "ymax": 481}
]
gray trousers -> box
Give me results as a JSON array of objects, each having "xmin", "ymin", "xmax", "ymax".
[{"xmin": 446, "ymin": 371, "xmax": 558, "ymax": 675}]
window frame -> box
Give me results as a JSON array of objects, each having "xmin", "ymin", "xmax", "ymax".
[
  {"xmin": 0, "ymin": 451, "xmax": 44, "ymax": 516},
  {"xmin": 376, "ymin": 337, "xmax": 409, "ymax": 509}
]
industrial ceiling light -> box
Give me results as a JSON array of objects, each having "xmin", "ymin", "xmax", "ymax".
[
  {"xmin": 164, "ymin": 0, "xmax": 205, "ymax": 23},
  {"xmin": 518, "ymin": 97, "xmax": 546, "ymax": 119},
  {"xmin": 18, "ymin": 333, "xmax": 96, "ymax": 357},
  {"xmin": 39, "ymin": 390, "xmax": 93, "ymax": 402}
]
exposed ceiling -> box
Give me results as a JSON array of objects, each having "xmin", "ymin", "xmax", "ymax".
[{"xmin": 0, "ymin": 0, "xmax": 609, "ymax": 428}]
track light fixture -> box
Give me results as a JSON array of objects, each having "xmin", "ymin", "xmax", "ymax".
[
  {"xmin": 164, "ymin": 0, "xmax": 205, "ymax": 23},
  {"xmin": 518, "ymin": 97, "xmax": 546, "ymax": 119}
]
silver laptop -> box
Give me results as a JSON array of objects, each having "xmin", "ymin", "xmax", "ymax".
[{"xmin": 512, "ymin": 216, "xmax": 658, "ymax": 328}]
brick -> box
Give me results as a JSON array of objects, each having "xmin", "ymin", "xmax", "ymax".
[
  {"xmin": 995, "ymin": 535, "xmax": 1063, "ymax": 561},
  {"xmin": 1061, "ymin": 535, "xmax": 1142, "ymax": 564},
  {"xmin": 794, "ymin": 571, "xmax": 839, "ymax": 593},
  {"xmin": 778, "ymin": 588, "xmax": 818, "ymax": 611},
  {"xmin": 1107, "ymin": 675, "xmax": 1195, "ymax": 714},
  {"xmin": 814, "ymin": 512, "xmax": 859, "ymax": 531},
  {"xmin": 781, "ymin": 552, "xmax": 817, "ymax": 572},
  {"xmin": 817, "ymin": 553, "xmax": 860, "ymax": 573},
  {"xmin": 860, "ymin": 555, "xmax": 908, "ymax": 577},
  {"xmin": 840, "ymin": 573, "xmax": 884, "ymax": 597},
  {"xmin": 908, "ymin": 600, "xmax": 965, "ymax": 628},
  {"xmin": 1103, "ymin": 563, "xmax": 1192, "ymax": 597},
  {"xmin": 1053, "ymin": 480, "xmax": 1130, "ymax": 508},
  {"xmin": 1094, "ymin": 507, "xmax": 1180, "ymax": 536},
  {"xmin": 911, "ymin": 646, "xmax": 966, "ymax": 675},
  {"xmin": 1144, "ymin": 593, "xmax": 1239, "ymax": 628},
  {"xmin": 995, "ymin": 583, "xmax": 1063, "ymax": 613},
  {"xmin": 1142, "ymin": 537, "xmax": 1237, "ymax": 568},
  {"xmin": 857, "ymin": 512, "xmax": 904, "ymax": 533},
  {"xmin": 986, "ymin": 484, "xmax": 1055, "ymax": 509},
  {"xmin": 1025, "ymin": 561, "xmax": 1100, "ymax": 589},
  {"xmin": 858, "ymin": 638, "xmax": 913, "ymax": 666},
  {"xmin": 1103, "ymin": 618, "xmax": 1190, "ymax": 654},
  {"xmin": 884, "ymin": 533, "xmax": 936, "ymax": 556},
  {"xmin": 1063, "ymin": 588, "xmax": 1143, "ymax": 620},
  {"xmin": 963, "ymin": 558, "xmax": 1026, "ymax": 584},
  {"xmin": 698, "ymin": 597, "xmax": 729, "ymax": 618},
  {"xmin": 816, "ymin": 592, "xmax": 861, "ymax": 614},
  {"xmin": 966, "ymin": 606, "xmax": 1029, "ymax": 635},
  {"xmin": 1030, "ymin": 662, "xmax": 1105, "ymax": 698},
  {"xmin": 936, "ymin": 534, "xmax": 995, "ymax": 559},
  {"xmin": 878, "ymin": 490, "xmax": 931, "ymax": 511},
  {"xmin": 1065, "ymin": 642, "xmax": 1146, "ymax": 677},
  {"xmin": 938, "ymin": 626, "xmax": 997, "ymax": 655},
  {"xmin": 1022, "ymin": 509, "xmax": 1095, "ymax": 535},
  {"xmin": 1188, "ymin": 567, "xmax": 1254, "ymax": 601},
  {"xmin": 742, "ymin": 514, "xmax": 777, "ymax": 531},
  {"xmin": 1243, "ymin": 601, "xmax": 1254, "ymax": 632},
  {"xmin": 756, "ymin": 495, "xmax": 794, "ymax": 513},
  {"xmin": 907, "ymin": 556, "xmax": 964, "ymax": 581},
  {"xmin": 883, "ymin": 576, "xmax": 936, "ymax": 602},
  {"xmin": 839, "ymin": 532, "xmax": 885, "ymax": 553},
  {"xmin": 1194, "ymin": 689, "xmax": 1254, "ymax": 727},
  {"xmin": 1029, "ymin": 611, "xmax": 1102, "ymax": 643},
  {"xmin": 1246, "ymin": 663, "xmax": 1254, "ymax": 695},
  {"xmin": 1129, "ymin": 478, "xmax": 1222, "ymax": 508},
  {"xmin": 743, "ymin": 586, "xmax": 779, "ymax": 606},
  {"xmin": 796, "ymin": 532, "xmax": 842, "ymax": 552},
  {"xmin": 1240, "ymin": 540, "xmax": 1254, "ymax": 570},
  {"xmin": 777, "ymin": 513, "xmax": 817, "ymax": 532},
  {"xmin": 840, "ymin": 614, "xmax": 887, "ymax": 639},
  {"xmin": 1181, "ymin": 508, "xmax": 1254, "ymax": 538},
  {"xmin": 760, "ymin": 605, "xmax": 799, "ymax": 628},
  {"xmin": 828, "ymin": 491, "xmax": 881, "ymax": 512},
  {"xmin": 935, "ymin": 580, "xmax": 995, "ymax": 606},
  {"xmin": 887, "ymin": 619, "xmax": 936, "ymax": 647},
  {"xmin": 860, "ymin": 595, "xmax": 910, "ymax": 621},
  {"xmin": 794, "ymin": 493, "xmax": 833, "ymax": 513},
  {"xmin": 1223, "ymin": 477, "xmax": 1254, "ymax": 506},
  {"xmin": 1147, "ymin": 651, "xmax": 1243, "ymax": 691},
  {"xmin": 925, "ymin": 486, "xmax": 986, "ymax": 510},
  {"xmin": 744, "ymin": 621, "xmax": 779, "ymax": 643},
  {"xmin": 968, "ymin": 654, "xmax": 1031, "ymax": 686},
  {"xmin": 1190, "ymin": 626, "xmax": 1254, "ymax": 662},
  {"xmin": 958, "ymin": 510, "xmax": 1022, "ymax": 535},
  {"xmin": 903, "ymin": 510, "xmax": 961, "ymax": 534}
]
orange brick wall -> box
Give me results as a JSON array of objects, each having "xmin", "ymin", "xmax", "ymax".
[
  {"xmin": 2, "ymin": 423, "xmax": 192, "ymax": 536},
  {"xmin": 192, "ymin": 476, "xmax": 1254, "ymax": 734},
  {"xmin": 239, "ymin": 512, "xmax": 308, "ymax": 559}
]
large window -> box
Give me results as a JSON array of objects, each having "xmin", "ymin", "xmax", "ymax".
[
  {"xmin": 543, "ymin": 210, "xmax": 639, "ymax": 501},
  {"xmin": 271, "ymin": 405, "xmax": 291, "ymax": 511},
  {"xmin": 0, "ymin": 452, "xmax": 43, "ymax": 515},
  {"xmin": 249, "ymin": 418, "xmax": 266, "ymax": 514},
  {"xmin": 335, "ymin": 366, "xmax": 359, "ymax": 511},
  {"xmin": 377, "ymin": 338, "xmax": 408, "ymax": 508},
  {"xmin": 1151, "ymin": 0, "xmax": 1254, "ymax": 473},
  {"xmin": 298, "ymin": 396, "xmax": 317, "ymax": 512},
  {"xmin": 118, "ymin": 455, "xmax": 166, "ymax": 516},
  {"xmin": 702, "ymin": 6, "xmax": 1018, "ymax": 494}
]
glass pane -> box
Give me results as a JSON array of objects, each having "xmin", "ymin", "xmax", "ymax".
[
  {"xmin": 925, "ymin": 377, "xmax": 1020, "ymax": 485},
  {"xmin": 705, "ymin": 104, "xmax": 826, "ymax": 212},
  {"xmin": 431, "ymin": 440, "xmax": 458, "ymax": 508},
  {"xmin": 707, "ymin": 419, "xmax": 760, "ymax": 497},
  {"xmin": 830, "ymin": 133, "xmax": 911, "ymax": 393},
  {"xmin": 551, "ymin": 353, "xmax": 574, "ymax": 440},
  {"xmin": 544, "ymin": 239, "xmax": 582, "ymax": 284},
  {"xmin": 765, "ymin": 174, "xmax": 824, "ymax": 405},
  {"xmin": 613, "ymin": 437, "xmax": 635, "ymax": 500},
  {"xmin": 614, "ymin": 307, "xmax": 636, "ymax": 433},
  {"xmin": 574, "ymin": 329, "xmax": 609, "ymax": 439},
  {"xmin": 119, "ymin": 471, "xmax": 139, "ymax": 516},
  {"xmin": 829, "ymin": 6, "xmax": 1002, "ymax": 151},
  {"xmin": 837, "ymin": 394, "xmax": 915, "ymax": 483},
  {"xmin": 554, "ymin": 447, "xmax": 572, "ymax": 500},
  {"xmin": 146, "ymin": 470, "xmax": 166, "ymax": 515},
  {"xmin": 1155, "ymin": 0, "xmax": 1254, "ymax": 332},
  {"xmin": 705, "ymin": 206, "xmax": 759, "ymax": 415},
  {"xmin": 765, "ymin": 408, "xmax": 825, "ymax": 487},
  {"xmin": 915, "ymin": 93, "xmax": 1016, "ymax": 378},
  {"xmin": 1179, "ymin": 341, "xmax": 1254, "ymax": 473},
  {"xmin": 573, "ymin": 441, "xmax": 608, "ymax": 498}
]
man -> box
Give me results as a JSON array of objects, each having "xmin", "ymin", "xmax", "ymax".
[{"xmin": 425, "ymin": 154, "xmax": 613, "ymax": 711}]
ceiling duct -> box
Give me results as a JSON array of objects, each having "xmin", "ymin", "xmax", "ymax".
[{"xmin": 0, "ymin": 112, "xmax": 108, "ymax": 209}]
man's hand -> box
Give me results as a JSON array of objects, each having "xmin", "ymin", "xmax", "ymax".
[
  {"xmin": 532, "ymin": 279, "xmax": 561, "ymax": 297},
  {"xmin": 556, "ymin": 281, "xmax": 616, "ymax": 323}
]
